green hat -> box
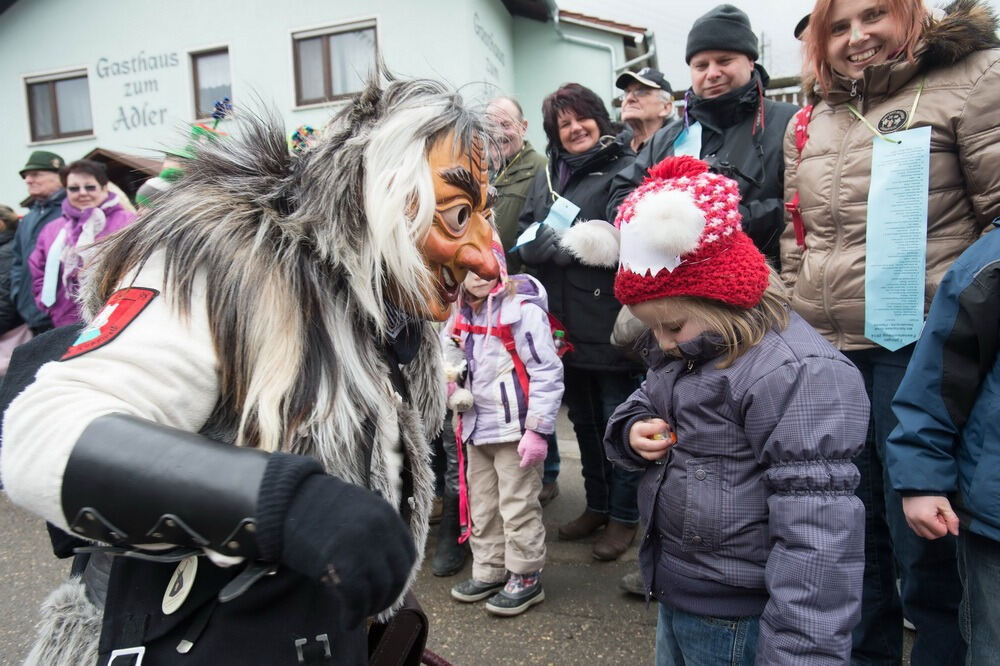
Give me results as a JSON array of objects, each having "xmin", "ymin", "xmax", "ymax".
[
  {"xmin": 19, "ymin": 150, "xmax": 65, "ymax": 177},
  {"xmin": 163, "ymin": 122, "xmax": 228, "ymax": 160}
]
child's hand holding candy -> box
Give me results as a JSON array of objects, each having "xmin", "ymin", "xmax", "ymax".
[{"xmin": 628, "ymin": 418, "xmax": 677, "ymax": 461}]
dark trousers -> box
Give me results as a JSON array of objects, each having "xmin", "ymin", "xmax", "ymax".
[
  {"xmin": 957, "ymin": 531, "xmax": 1000, "ymax": 664},
  {"xmin": 846, "ymin": 346, "xmax": 964, "ymax": 666},
  {"xmin": 562, "ymin": 366, "xmax": 640, "ymax": 524}
]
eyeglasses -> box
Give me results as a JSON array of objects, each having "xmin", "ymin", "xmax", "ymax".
[
  {"xmin": 624, "ymin": 87, "xmax": 657, "ymax": 99},
  {"xmin": 67, "ymin": 185, "xmax": 99, "ymax": 193}
]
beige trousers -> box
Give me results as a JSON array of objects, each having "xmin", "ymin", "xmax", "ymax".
[{"xmin": 466, "ymin": 441, "xmax": 546, "ymax": 583}]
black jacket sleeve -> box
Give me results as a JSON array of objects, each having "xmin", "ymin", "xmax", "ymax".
[{"xmin": 606, "ymin": 119, "xmax": 685, "ymax": 220}]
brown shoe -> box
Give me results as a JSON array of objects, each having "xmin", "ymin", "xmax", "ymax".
[
  {"xmin": 558, "ymin": 509, "xmax": 608, "ymax": 540},
  {"xmin": 592, "ymin": 519, "xmax": 637, "ymax": 561},
  {"xmin": 539, "ymin": 482, "xmax": 560, "ymax": 506}
]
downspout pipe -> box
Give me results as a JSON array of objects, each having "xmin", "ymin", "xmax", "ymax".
[
  {"xmin": 618, "ymin": 39, "xmax": 656, "ymax": 73},
  {"xmin": 544, "ymin": 0, "xmax": 618, "ymax": 97}
]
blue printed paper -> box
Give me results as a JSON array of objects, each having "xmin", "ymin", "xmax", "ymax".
[
  {"xmin": 673, "ymin": 122, "xmax": 702, "ymax": 158},
  {"xmin": 864, "ymin": 125, "xmax": 931, "ymax": 351},
  {"xmin": 513, "ymin": 222, "xmax": 540, "ymax": 249},
  {"xmin": 542, "ymin": 195, "xmax": 580, "ymax": 232}
]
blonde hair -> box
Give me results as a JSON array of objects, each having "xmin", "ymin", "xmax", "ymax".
[{"xmin": 635, "ymin": 269, "xmax": 790, "ymax": 368}]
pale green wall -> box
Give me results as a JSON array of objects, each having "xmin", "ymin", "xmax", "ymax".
[
  {"xmin": 511, "ymin": 16, "xmax": 626, "ymax": 155},
  {"xmin": 0, "ymin": 0, "xmax": 514, "ymax": 208}
]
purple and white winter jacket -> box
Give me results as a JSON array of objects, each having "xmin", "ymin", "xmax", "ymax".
[{"xmin": 443, "ymin": 275, "xmax": 564, "ymax": 445}]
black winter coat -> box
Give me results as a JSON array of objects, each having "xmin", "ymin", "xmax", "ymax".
[
  {"xmin": 608, "ymin": 66, "xmax": 797, "ymax": 268},
  {"xmin": 0, "ymin": 229, "xmax": 24, "ymax": 334},
  {"xmin": 517, "ymin": 138, "xmax": 638, "ymax": 372}
]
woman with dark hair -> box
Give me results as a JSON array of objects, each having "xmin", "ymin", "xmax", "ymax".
[
  {"xmin": 517, "ymin": 82, "xmax": 640, "ymax": 562},
  {"xmin": 782, "ymin": 0, "xmax": 1000, "ymax": 662},
  {"xmin": 28, "ymin": 159, "xmax": 136, "ymax": 326}
]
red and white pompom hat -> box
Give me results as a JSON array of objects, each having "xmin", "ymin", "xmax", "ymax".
[{"xmin": 612, "ymin": 156, "xmax": 769, "ymax": 309}]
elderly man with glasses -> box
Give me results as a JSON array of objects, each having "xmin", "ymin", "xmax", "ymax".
[{"xmin": 616, "ymin": 67, "xmax": 677, "ymax": 153}]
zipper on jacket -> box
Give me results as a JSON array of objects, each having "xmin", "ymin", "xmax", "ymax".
[
  {"xmin": 850, "ymin": 80, "xmax": 858, "ymax": 98},
  {"xmin": 823, "ymin": 109, "xmax": 856, "ymax": 348}
]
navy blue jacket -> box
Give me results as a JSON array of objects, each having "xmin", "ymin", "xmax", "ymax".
[
  {"xmin": 11, "ymin": 189, "xmax": 64, "ymax": 331},
  {"xmin": 887, "ymin": 226, "xmax": 1000, "ymax": 543}
]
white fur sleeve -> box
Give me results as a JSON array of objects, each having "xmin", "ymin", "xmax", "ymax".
[{"xmin": 0, "ymin": 254, "xmax": 219, "ymax": 531}]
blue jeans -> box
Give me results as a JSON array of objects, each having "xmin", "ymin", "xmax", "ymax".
[
  {"xmin": 543, "ymin": 432, "xmax": 560, "ymax": 485},
  {"xmin": 656, "ymin": 603, "xmax": 759, "ymax": 666},
  {"xmin": 845, "ymin": 347, "xmax": 964, "ymax": 666},
  {"xmin": 957, "ymin": 531, "xmax": 1000, "ymax": 665},
  {"xmin": 562, "ymin": 366, "xmax": 641, "ymax": 524}
]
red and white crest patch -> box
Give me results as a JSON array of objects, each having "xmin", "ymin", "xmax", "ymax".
[{"xmin": 62, "ymin": 288, "xmax": 159, "ymax": 360}]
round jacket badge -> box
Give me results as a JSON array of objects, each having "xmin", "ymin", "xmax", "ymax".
[
  {"xmin": 162, "ymin": 555, "xmax": 198, "ymax": 615},
  {"xmin": 878, "ymin": 109, "xmax": 908, "ymax": 133}
]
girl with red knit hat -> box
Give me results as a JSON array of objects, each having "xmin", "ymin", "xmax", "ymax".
[{"xmin": 593, "ymin": 156, "xmax": 870, "ymax": 663}]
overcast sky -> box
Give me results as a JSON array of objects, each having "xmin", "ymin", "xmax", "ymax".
[{"xmin": 557, "ymin": 0, "xmax": 1000, "ymax": 89}]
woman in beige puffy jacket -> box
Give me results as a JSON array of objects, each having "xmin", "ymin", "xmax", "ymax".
[{"xmin": 781, "ymin": 1, "xmax": 1000, "ymax": 664}]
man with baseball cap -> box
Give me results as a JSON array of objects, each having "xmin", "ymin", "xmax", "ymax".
[
  {"xmin": 615, "ymin": 67, "xmax": 677, "ymax": 153},
  {"xmin": 608, "ymin": 4, "xmax": 797, "ymax": 269},
  {"xmin": 12, "ymin": 151, "xmax": 66, "ymax": 333}
]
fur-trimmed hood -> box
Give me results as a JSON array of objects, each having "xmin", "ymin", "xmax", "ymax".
[
  {"xmin": 805, "ymin": 0, "xmax": 1000, "ymax": 102},
  {"xmin": 920, "ymin": 0, "xmax": 1000, "ymax": 69}
]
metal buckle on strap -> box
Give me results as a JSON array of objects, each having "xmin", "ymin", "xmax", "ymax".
[
  {"xmin": 108, "ymin": 646, "xmax": 146, "ymax": 665},
  {"xmin": 294, "ymin": 634, "xmax": 332, "ymax": 663}
]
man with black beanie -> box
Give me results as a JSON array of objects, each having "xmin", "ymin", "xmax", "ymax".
[{"xmin": 608, "ymin": 4, "xmax": 797, "ymax": 270}]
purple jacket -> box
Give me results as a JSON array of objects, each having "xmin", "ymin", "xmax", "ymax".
[
  {"xmin": 605, "ymin": 312, "xmax": 868, "ymax": 665},
  {"xmin": 28, "ymin": 194, "xmax": 135, "ymax": 327},
  {"xmin": 443, "ymin": 275, "xmax": 564, "ymax": 445}
]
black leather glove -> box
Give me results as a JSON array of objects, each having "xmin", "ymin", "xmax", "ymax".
[
  {"xmin": 256, "ymin": 454, "xmax": 417, "ymax": 628},
  {"xmin": 519, "ymin": 223, "xmax": 573, "ymax": 267}
]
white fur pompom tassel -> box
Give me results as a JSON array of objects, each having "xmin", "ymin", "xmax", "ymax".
[
  {"xmin": 631, "ymin": 189, "xmax": 705, "ymax": 257},
  {"xmin": 560, "ymin": 220, "xmax": 620, "ymax": 268}
]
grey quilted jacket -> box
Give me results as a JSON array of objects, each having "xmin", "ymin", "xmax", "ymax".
[{"xmin": 605, "ymin": 312, "xmax": 868, "ymax": 664}]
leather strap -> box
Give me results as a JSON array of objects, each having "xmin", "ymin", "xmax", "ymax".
[
  {"xmin": 787, "ymin": 105, "xmax": 814, "ymax": 249},
  {"xmin": 62, "ymin": 414, "xmax": 269, "ymax": 559}
]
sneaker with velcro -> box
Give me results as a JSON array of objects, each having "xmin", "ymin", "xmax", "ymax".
[
  {"xmin": 450, "ymin": 578, "xmax": 505, "ymax": 603},
  {"xmin": 484, "ymin": 580, "xmax": 544, "ymax": 616}
]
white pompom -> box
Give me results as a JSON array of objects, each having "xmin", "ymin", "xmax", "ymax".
[
  {"xmin": 631, "ymin": 189, "xmax": 705, "ymax": 257},
  {"xmin": 560, "ymin": 220, "xmax": 620, "ymax": 268},
  {"xmin": 448, "ymin": 388, "xmax": 474, "ymax": 413}
]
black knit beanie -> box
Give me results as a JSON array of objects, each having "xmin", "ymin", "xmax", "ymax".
[{"xmin": 685, "ymin": 4, "xmax": 759, "ymax": 63}]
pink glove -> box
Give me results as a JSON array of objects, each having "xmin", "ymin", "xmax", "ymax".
[
  {"xmin": 517, "ymin": 430, "xmax": 548, "ymax": 468},
  {"xmin": 446, "ymin": 381, "xmax": 457, "ymax": 398}
]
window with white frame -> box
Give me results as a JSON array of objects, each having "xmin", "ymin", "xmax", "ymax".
[
  {"xmin": 25, "ymin": 70, "xmax": 93, "ymax": 142},
  {"xmin": 192, "ymin": 48, "xmax": 232, "ymax": 119},
  {"xmin": 293, "ymin": 21, "xmax": 376, "ymax": 106}
]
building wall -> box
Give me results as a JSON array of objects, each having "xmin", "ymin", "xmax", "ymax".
[
  {"xmin": 0, "ymin": 0, "xmax": 518, "ymax": 208},
  {"xmin": 511, "ymin": 15, "xmax": 627, "ymax": 154}
]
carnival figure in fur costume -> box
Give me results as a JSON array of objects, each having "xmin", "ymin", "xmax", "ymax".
[{"xmin": 0, "ymin": 74, "xmax": 499, "ymax": 664}]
